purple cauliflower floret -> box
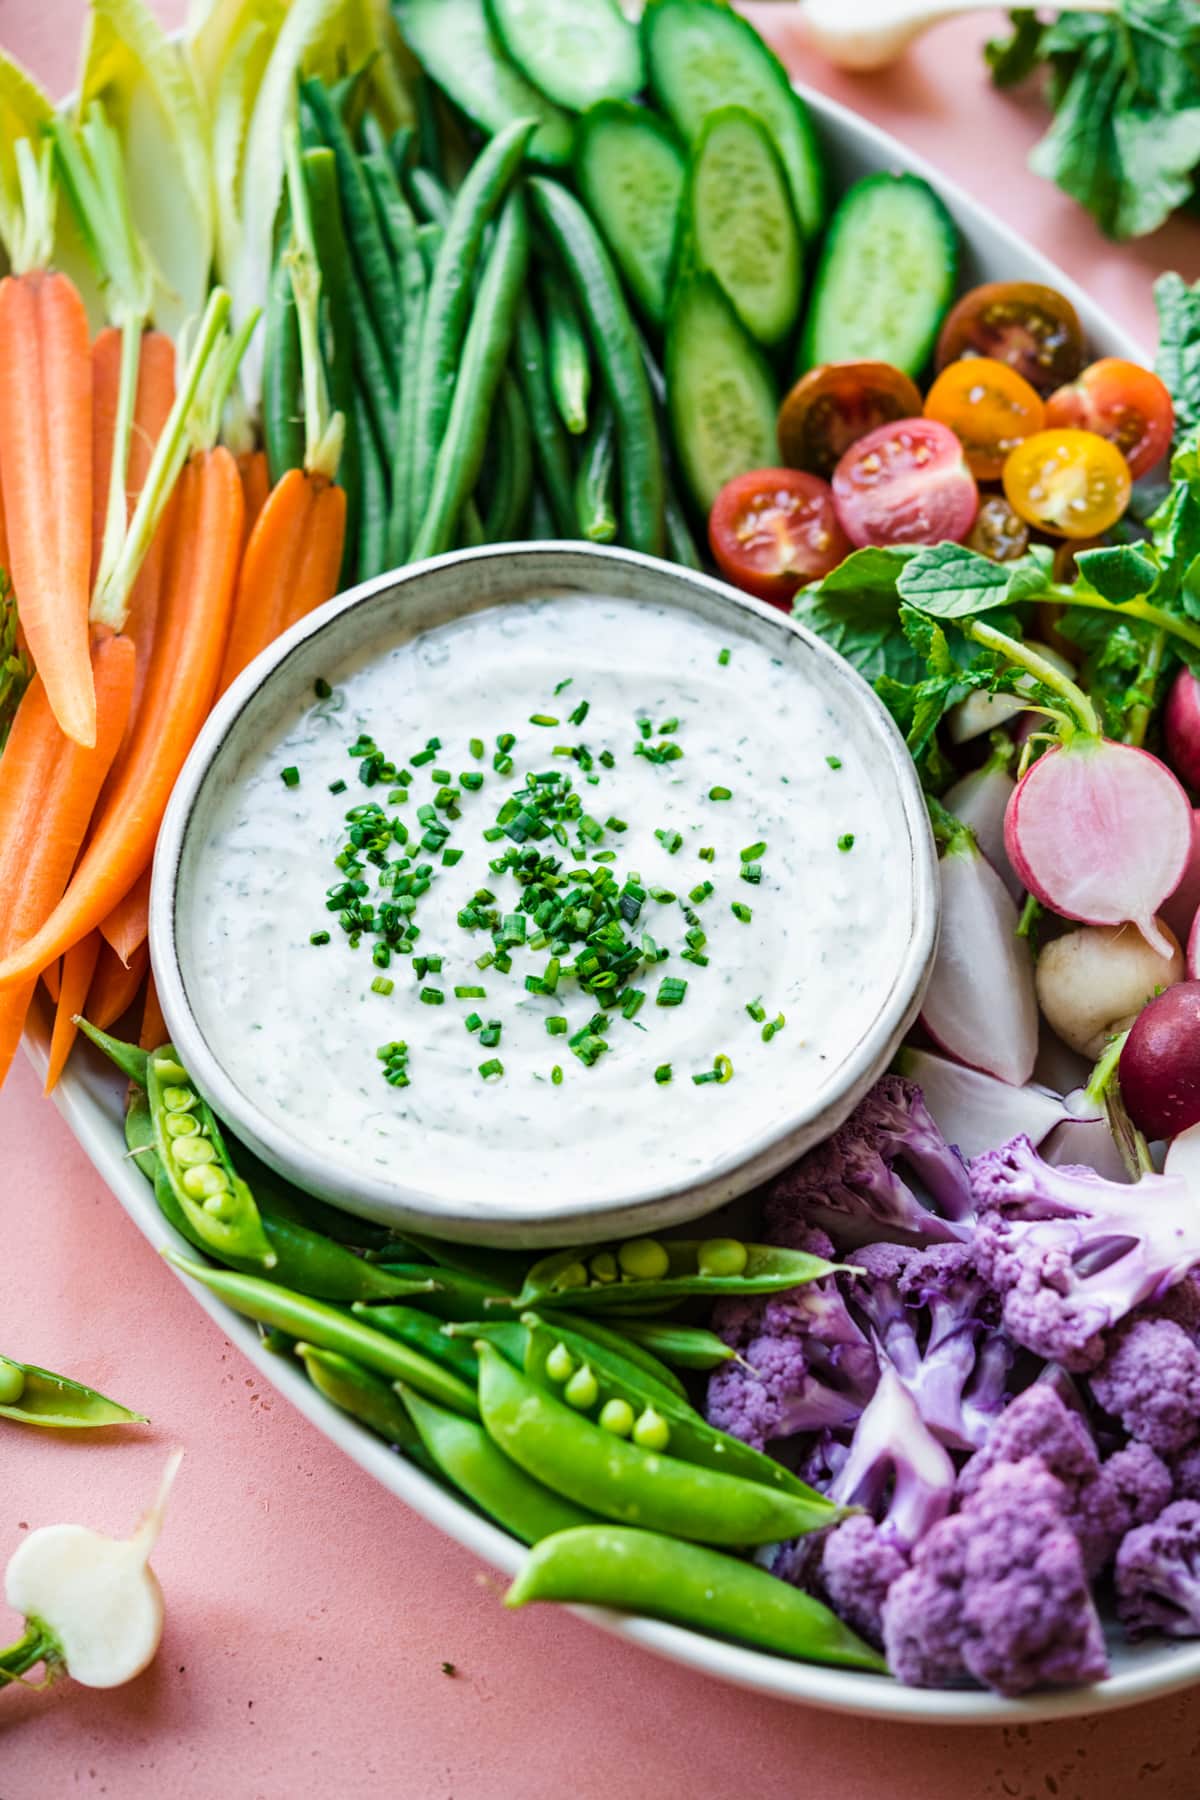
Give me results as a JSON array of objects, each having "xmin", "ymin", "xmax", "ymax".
[
  {"xmin": 830, "ymin": 1356, "xmax": 956, "ymax": 1549},
  {"xmin": 1116, "ymin": 1501, "xmax": 1200, "ymax": 1639},
  {"xmin": 820, "ymin": 1515, "xmax": 910, "ymax": 1649},
  {"xmin": 849, "ymin": 1241, "xmax": 1011, "ymax": 1451},
  {"xmin": 1172, "ymin": 1444, "xmax": 1200, "ymax": 1501},
  {"xmin": 767, "ymin": 1075, "xmax": 975, "ymax": 1250},
  {"xmin": 1090, "ymin": 1318, "xmax": 1200, "ymax": 1455},
  {"xmin": 970, "ymin": 1136, "xmax": 1200, "ymax": 1371},
  {"xmin": 706, "ymin": 1228, "xmax": 877, "ymax": 1450},
  {"xmin": 882, "ymin": 1460, "xmax": 1109, "ymax": 1696},
  {"xmin": 957, "ymin": 1385, "xmax": 1171, "ymax": 1576}
]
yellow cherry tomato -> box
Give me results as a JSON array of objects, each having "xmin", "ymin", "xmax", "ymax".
[
  {"xmin": 1002, "ymin": 429, "xmax": 1132, "ymax": 540},
  {"xmin": 923, "ymin": 356, "xmax": 1045, "ymax": 479}
]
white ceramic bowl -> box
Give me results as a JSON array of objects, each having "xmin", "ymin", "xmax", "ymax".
[{"xmin": 40, "ymin": 81, "xmax": 1196, "ymax": 1719}]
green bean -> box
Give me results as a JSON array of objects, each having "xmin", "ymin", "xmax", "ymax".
[
  {"xmin": 477, "ymin": 1344, "xmax": 838, "ymax": 1547},
  {"xmin": 302, "ymin": 146, "xmax": 361, "ymax": 577},
  {"xmin": 458, "ymin": 496, "xmax": 487, "ymax": 548},
  {"xmin": 665, "ymin": 476, "xmax": 703, "ymax": 569},
  {"xmin": 536, "ymin": 1310, "xmax": 686, "ymax": 1402},
  {"xmin": 408, "ymin": 166, "xmax": 452, "ymax": 227},
  {"xmin": 353, "ymin": 397, "xmax": 388, "ymax": 582},
  {"xmin": 513, "ymin": 298, "xmax": 575, "ymax": 535},
  {"xmin": 399, "ymin": 1385, "xmax": 596, "ymax": 1546},
  {"xmin": 77, "ymin": 1017, "xmax": 148, "ymax": 1087},
  {"xmin": 415, "ymin": 74, "xmax": 444, "ymax": 180},
  {"xmin": 263, "ymin": 220, "xmax": 303, "ymax": 484},
  {"xmin": 416, "ymin": 221, "xmax": 442, "ymax": 275},
  {"xmin": 390, "ymin": 126, "xmax": 414, "ymax": 180},
  {"xmin": 147, "ymin": 1049, "xmax": 275, "ymax": 1271},
  {"xmin": 512, "ymin": 1237, "xmax": 843, "ymax": 1311},
  {"xmin": 411, "ymin": 188, "xmax": 530, "ymax": 560},
  {"xmin": 362, "ymin": 153, "xmax": 421, "ymax": 274},
  {"xmin": 483, "ymin": 371, "xmax": 533, "ymax": 542},
  {"xmin": 0, "ymin": 1359, "xmax": 145, "ymax": 1430},
  {"xmin": 301, "ymin": 81, "xmax": 402, "ymax": 371},
  {"xmin": 506, "ymin": 1527, "xmax": 887, "ymax": 1670},
  {"xmin": 574, "ymin": 396, "xmax": 617, "ymax": 543},
  {"xmin": 377, "ymin": 187, "xmax": 429, "ymax": 566},
  {"xmin": 164, "ymin": 1254, "xmax": 479, "ymax": 1417},
  {"xmin": 410, "ymin": 118, "xmax": 536, "ymax": 523},
  {"xmin": 345, "ymin": 269, "xmax": 396, "ymax": 454},
  {"xmin": 527, "ymin": 484, "xmax": 556, "ymax": 539},
  {"xmin": 618, "ymin": 1320, "xmax": 738, "ymax": 1372},
  {"xmin": 539, "ymin": 263, "xmax": 590, "ymax": 436},
  {"xmin": 351, "ymin": 1302, "xmax": 480, "ymax": 1383},
  {"xmin": 371, "ymin": 1264, "xmax": 512, "ymax": 1321},
  {"xmin": 295, "ymin": 1344, "xmax": 418, "ymax": 1446},
  {"xmin": 528, "ymin": 178, "xmax": 665, "ymax": 557}
]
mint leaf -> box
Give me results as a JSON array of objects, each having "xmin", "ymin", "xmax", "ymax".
[
  {"xmin": 792, "ymin": 547, "xmax": 924, "ymax": 684},
  {"xmin": 1074, "ymin": 544, "xmax": 1160, "ymax": 605}
]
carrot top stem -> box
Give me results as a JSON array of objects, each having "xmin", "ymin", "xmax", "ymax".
[
  {"xmin": 282, "ymin": 123, "xmax": 343, "ymax": 482},
  {"xmin": 8, "ymin": 137, "xmax": 55, "ymax": 274}
]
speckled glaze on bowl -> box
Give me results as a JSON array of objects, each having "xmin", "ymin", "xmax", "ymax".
[{"xmin": 149, "ymin": 542, "xmax": 937, "ymax": 1247}]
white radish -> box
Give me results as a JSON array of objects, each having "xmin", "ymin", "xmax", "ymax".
[
  {"xmin": 1043, "ymin": 1115, "xmax": 1134, "ymax": 1185},
  {"xmin": 1035, "ymin": 920, "xmax": 1184, "ymax": 1059},
  {"xmin": 895, "ymin": 1047, "xmax": 1072, "ymax": 1159},
  {"xmin": 1162, "ymin": 808, "xmax": 1200, "ymax": 946},
  {"xmin": 946, "ymin": 641, "xmax": 1076, "ymax": 747},
  {"xmin": 1004, "ymin": 741, "xmax": 1192, "ymax": 957},
  {"xmin": 921, "ymin": 831, "xmax": 1038, "ymax": 1086},
  {"xmin": 944, "ymin": 759, "xmax": 1020, "ymax": 903},
  {"xmin": 3, "ymin": 1451, "xmax": 181, "ymax": 1690}
]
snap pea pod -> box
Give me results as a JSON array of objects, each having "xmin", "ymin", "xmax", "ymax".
[
  {"xmin": 0, "ymin": 1359, "xmax": 145, "ymax": 1429},
  {"xmin": 618, "ymin": 1320, "xmax": 738, "ymax": 1372},
  {"xmin": 77, "ymin": 1016, "xmax": 147, "ymax": 1086},
  {"xmin": 411, "ymin": 189, "xmax": 531, "ymax": 559},
  {"xmin": 387, "ymin": 1227, "xmax": 527, "ymax": 1289},
  {"xmin": 574, "ymin": 396, "xmax": 617, "ymax": 542},
  {"xmin": 124, "ymin": 1085, "xmax": 158, "ymax": 1177},
  {"xmin": 399, "ymin": 1385, "xmax": 597, "ymax": 1546},
  {"xmin": 301, "ymin": 80, "xmax": 402, "ymax": 369},
  {"xmin": 351, "ymin": 1302, "xmax": 480, "ymax": 1383},
  {"xmin": 302, "ymin": 145, "xmax": 361, "ymax": 577},
  {"xmin": 527, "ymin": 177, "xmax": 665, "ymax": 557},
  {"xmin": 522, "ymin": 1315, "xmax": 836, "ymax": 1510},
  {"xmin": 147, "ymin": 1049, "xmax": 276, "ymax": 1271},
  {"xmin": 506, "ymin": 1527, "xmax": 887, "ymax": 1671},
  {"xmin": 476, "ymin": 1344, "xmax": 835, "ymax": 1547},
  {"xmin": 483, "ymin": 371, "xmax": 533, "ymax": 542},
  {"xmin": 411, "ymin": 118, "xmax": 536, "ymax": 521},
  {"xmin": 353, "ymin": 394, "xmax": 388, "ymax": 582},
  {"xmin": 539, "ymin": 262, "xmax": 590, "ymax": 436},
  {"xmin": 536, "ymin": 1310, "xmax": 685, "ymax": 1402},
  {"xmin": 295, "ymin": 1344, "xmax": 418, "ymax": 1446},
  {"xmin": 370, "ymin": 1264, "xmax": 512, "ymax": 1321},
  {"xmin": 513, "ymin": 297, "xmax": 575, "ymax": 533},
  {"xmin": 512, "ymin": 1237, "xmax": 844, "ymax": 1311},
  {"xmin": 164, "ymin": 1254, "xmax": 479, "ymax": 1417},
  {"xmin": 263, "ymin": 219, "xmax": 303, "ymax": 484},
  {"xmin": 442, "ymin": 1319, "xmax": 530, "ymax": 1365}
]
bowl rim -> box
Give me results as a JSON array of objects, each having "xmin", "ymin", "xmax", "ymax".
[{"xmin": 149, "ymin": 540, "xmax": 938, "ymax": 1245}]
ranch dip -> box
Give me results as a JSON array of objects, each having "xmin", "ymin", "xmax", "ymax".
[{"xmin": 187, "ymin": 591, "xmax": 908, "ymax": 1211}]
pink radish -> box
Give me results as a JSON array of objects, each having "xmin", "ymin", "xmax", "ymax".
[
  {"xmin": 1165, "ymin": 667, "xmax": 1200, "ymax": 791},
  {"xmin": 921, "ymin": 828, "xmax": 1038, "ymax": 1086},
  {"xmin": 1004, "ymin": 740, "xmax": 1191, "ymax": 958},
  {"xmin": 944, "ymin": 758, "xmax": 1020, "ymax": 903},
  {"xmin": 895, "ymin": 1046, "xmax": 1073, "ymax": 1158},
  {"xmin": 1162, "ymin": 809, "xmax": 1200, "ymax": 946},
  {"xmin": 1119, "ymin": 981, "xmax": 1200, "ymax": 1141},
  {"xmin": 1191, "ymin": 907, "xmax": 1200, "ymax": 979}
]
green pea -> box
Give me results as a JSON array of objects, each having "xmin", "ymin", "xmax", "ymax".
[
  {"xmin": 564, "ymin": 1364, "xmax": 598, "ymax": 1410},
  {"xmin": 182, "ymin": 1164, "xmax": 229, "ymax": 1200},
  {"xmin": 554, "ymin": 1261, "xmax": 590, "ymax": 1291},
  {"xmin": 161, "ymin": 1086, "xmax": 197, "ymax": 1113},
  {"xmin": 697, "ymin": 1238, "xmax": 748, "ymax": 1279},
  {"xmin": 153, "ymin": 1058, "xmax": 190, "ymax": 1086},
  {"xmin": 205, "ymin": 1191, "xmax": 237, "ymax": 1222},
  {"xmin": 172, "ymin": 1136, "xmax": 217, "ymax": 1168},
  {"xmin": 545, "ymin": 1342, "xmax": 575, "ymax": 1383},
  {"xmin": 598, "ymin": 1398, "xmax": 634, "ymax": 1437},
  {"xmin": 164, "ymin": 1113, "xmax": 200, "ymax": 1139},
  {"xmin": 632, "ymin": 1406, "xmax": 670, "ymax": 1452},
  {"xmin": 617, "ymin": 1238, "xmax": 669, "ymax": 1281},
  {"xmin": 0, "ymin": 1356, "xmax": 25, "ymax": 1406},
  {"xmin": 589, "ymin": 1251, "xmax": 618, "ymax": 1284}
]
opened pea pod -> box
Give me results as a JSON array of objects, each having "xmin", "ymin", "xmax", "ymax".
[
  {"xmin": 511, "ymin": 1234, "xmax": 844, "ymax": 1311},
  {"xmin": 145, "ymin": 1048, "xmax": 276, "ymax": 1272},
  {"xmin": 0, "ymin": 1355, "xmax": 145, "ymax": 1430}
]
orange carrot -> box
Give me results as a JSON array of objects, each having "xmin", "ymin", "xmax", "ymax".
[
  {"xmin": 86, "ymin": 935, "xmax": 149, "ymax": 1031},
  {"xmin": 0, "ymin": 449, "xmax": 243, "ymax": 992},
  {"xmin": 45, "ymin": 931, "xmax": 101, "ymax": 1092},
  {"xmin": 0, "ymin": 271, "xmax": 95, "ymax": 746},
  {"xmin": 238, "ymin": 448, "xmax": 271, "ymax": 550},
  {"xmin": 218, "ymin": 469, "xmax": 346, "ymax": 695},
  {"xmin": 99, "ymin": 864, "xmax": 152, "ymax": 965},
  {"xmin": 42, "ymin": 959, "xmax": 60, "ymax": 1004},
  {"xmin": 138, "ymin": 970, "xmax": 167, "ymax": 1052},
  {"xmin": 0, "ymin": 633, "xmax": 136, "ymax": 1083}
]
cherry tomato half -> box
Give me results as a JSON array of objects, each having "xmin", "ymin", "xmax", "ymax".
[
  {"xmin": 709, "ymin": 468, "xmax": 851, "ymax": 606},
  {"xmin": 1002, "ymin": 429, "xmax": 1132, "ymax": 540},
  {"xmin": 831, "ymin": 418, "xmax": 979, "ymax": 550},
  {"xmin": 966, "ymin": 494, "xmax": 1031, "ymax": 563},
  {"xmin": 935, "ymin": 281, "xmax": 1086, "ymax": 396},
  {"xmin": 777, "ymin": 361, "xmax": 925, "ymax": 480},
  {"xmin": 923, "ymin": 356, "xmax": 1045, "ymax": 479},
  {"xmin": 1044, "ymin": 358, "xmax": 1175, "ymax": 480}
]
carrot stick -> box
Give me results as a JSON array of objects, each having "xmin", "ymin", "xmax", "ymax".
[
  {"xmin": 45, "ymin": 931, "xmax": 101, "ymax": 1092},
  {"xmin": 86, "ymin": 935, "xmax": 149, "ymax": 1031},
  {"xmin": 0, "ymin": 271, "xmax": 95, "ymax": 746},
  {"xmin": 238, "ymin": 448, "xmax": 271, "ymax": 550},
  {"xmin": 99, "ymin": 864, "xmax": 152, "ymax": 965},
  {"xmin": 0, "ymin": 449, "xmax": 243, "ymax": 992},
  {"xmin": 138, "ymin": 970, "xmax": 167, "ymax": 1052},
  {"xmin": 0, "ymin": 632, "xmax": 136, "ymax": 1084},
  {"xmin": 217, "ymin": 469, "xmax": 346, "ymax": 695}
]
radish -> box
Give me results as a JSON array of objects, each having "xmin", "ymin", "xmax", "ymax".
[
  {"xmin": 1118, "ymin": 981, "xmax": 1200, "ymax": 1141},
  {"xmin": 1162, "ymin": 808, "xmax": 1200, "ymax": 946},
  {"xmin": 1165, "ymin": 1119, "xmax": 1200, "ymax": 1183},
  {"xmin": 1043, "ymin": 1115, "xmax": 1133, "ymax": 1185},
  {"xmin": 1035, "ymin": 921, "xmax": 1183, "ymax": 1059},
  {"xmin": 920, "ymin": 815, "xmax": 1038, "ymax": 1086},
  {"xmin": 944, "ymin": 750, "xmax": 1020, "ymax": 903},
  {"xmin": 1, "ymin": 1451, "xmax": 181, "ymax": 1692},
  {"xmin": 1165, "ymin": 667, "xmax": 1200, "ymax": 791},
  {"xmin": 895, "ymin": 1047, "xmax": 1073, "ymax": 1158}
]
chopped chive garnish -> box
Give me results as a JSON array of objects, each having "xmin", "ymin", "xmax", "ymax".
[
  {"xmin": 314, "ymin": 678, "xmax": 332, "ymax": 699},
  {"xmin": 708, "ymin": 786, "xmax": 731, "ymax": 802},
  {"xmin": 454, "ymin": 985, "xmax": 486, "ymax": 999},
  {"xmin": 731, "ymin": 901, "xmax": 753, "ymax": 924},
  {"xmin": 698, "ymin": 846, "xmax": 714, "ymax": 863},
  {"xmin": 281, "ymin": 766, "xmax": 300, "ymax": 787},
  {"xmin": 688, "ymin": 881, "xmax": 713, "ymax": 903},
  {"xmin": 464, "ymin": 1012, "xmax": 483, "ymax": 1032},
  {"xmin": 658, "ymin": 717, "xmax": 679, "ymax": 735},
  {"xmin": 469, "ymin": 737, "xmax": 485, "ymax": 760},
  {"xmin": 718, "ymin": 648, "xmax": 731, "ymax": 667},
  {"xmin": 328, "ymin": 779, "xmax": 347, "ymax": 795},
  {"xmin": 555, "ymin": 677, "xmax": 573, "ymax": 694},
  {"xmin": 826, "ymin": 754, "xmax": 843, "ymax": 770},
  {"xmin": 762, "ymin": 1013, "xmax": 786, "ymax": 1043},
  {"xmin": 551, "ymin": 1064, "xmax": 563, "ymax": 1085},
  {"xmin": 740, "ymin": 863, "xmax": 762, "ymax": 885},
  {"xmin": 461, "ymin": 771, "xmax": 484, "ymax": 791},
  {"xmin": 546, "ymin": 1016, "xmax": 568, "ymax": 1036},
  {"xmin": 371, "ymin": 975, "xmax": 394, "ymax": 996},
  {"xmin": 569, "ymin": 700, "xmax": 590, "ymax": 726},
  {"xmin": 479, "ymin": 1022, "xmax": 502, "ymax": 1049},
  {"xmin": 432, "ymin": 769, "xmax": 451, "ymax": 785},
  {"xmin": 654, "ymin": 1063, "xmax": 672, "ymax": 1084},
  {"xmin": 656, "ymin": 828, "xmax": 683, "ymax": 855},
  {"xmin": 529, "ymin": 714, "xmax": 559, "ymax": 727},
  {"xmin": 479, "ymin": 1058, "xmax": 504, "ymax": 1080},
  {"xmin": 657, "ymin": 977, "xmax": 688, "ymax": 1007},
  {"xmin": 605, "ymin": 816, "xmax": 628, "ymax": 833},
  {"xmin": 410, "ymin": 748, "xmax": 435, "ymax": 767},
  {"xmin": 746, "ymin": 997, "xmax": 766, "ymax": 1023},
  {"xmin": 838, "ymin": 833, "xmax": 855, "ymax": 852},
  {"xmin": 309, "ymin": 930, "xmax": 330, "ymax": 946},
  {"xmin": 741, "ymin": 842, "xmax": 767, "ymax": 862},
  {"xmin": 621, "ymin": 989, "xmax": 645, "ymax": 1021},
  {"xmin": 419, "ymin": 987, "xmax": 444, "ymax": 1006},
  {"xmin": 387, "ymin": 787, "xmax": 407, "ymax": 804},
  {"xmin": 442, "ymin": 848, "xmax": 463, "ymax": 867}
]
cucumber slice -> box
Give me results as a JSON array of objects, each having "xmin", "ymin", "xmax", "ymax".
[
  {"xmin": 687, "ymin": 105, "xmax": 802, "ymax": 349},
  {"xmin": 667, "ymin": 273, "xmax": 779, "ymax": 514},
  {"xmin": 395, "ymin": 0, "xmax": 574, "ymax": 167},
  {"xmin": 800, "ymin": 173, "xmax": 960, "ymax": 378},
  {"xmin": 485, "ymin": 0, "xmax": 643, "ymax": 113},
  {"xmin": 574, "ymin": 101, "xmax": 685, "ymax": 330},
  {"xmin": 643, "ymin": 0, "xmax": 827, "ymax": 241}
]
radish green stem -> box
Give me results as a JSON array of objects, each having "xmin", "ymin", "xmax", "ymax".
[
  {"xmin": 0, "ymin": 1623, "xmax": 56, "ymax": 1687},
  {"xmin": 1016, "ymin": 894, "xmax": 1041, "ymax": 941},
  {"xmin": 1085, "ymin": 1029, "xmax": 1130, "ymax": 1110},
  {"xmin": 1125, "ymin": 629, "xmax": 1167, "ymax": 750},
  {"xmin": 968, "ymin": 618, "xmax": 1100, "ymax": 740},
  {"xmin": 924, "ymin": 793, "xmax": 971, "ymax": 856},
  {"xmin": 1050, "ymin": 584, "xmax": 1200, "ymax": 659}
]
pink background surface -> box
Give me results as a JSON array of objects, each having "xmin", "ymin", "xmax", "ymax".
[{"xmin": 3, "ymin": 5, "xmax": 1200, "ymax": 1796}]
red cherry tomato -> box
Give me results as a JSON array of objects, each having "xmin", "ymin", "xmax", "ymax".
[
  {"xmin": 708, "ymin": 468, "xmax": 851, "ymax": 607},
  {"xmin": 831, "ymin": 418, "xmax": 979, "ymax": 550},
  {"xmin": 1044, "ymin": 358, "xmax": 1174, "ymax": 480},
  {"xmin": 935, "ymin": 281, "xmax": 1086, "ymax": 395},
  {"xmin": 777, "ymin": 361, "xmax": 924, "ymax": 479}
]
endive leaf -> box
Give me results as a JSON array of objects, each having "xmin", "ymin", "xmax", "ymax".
[{"xmin": 0, "ymin": 52, "xmax": 53, "ymax": 273}]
